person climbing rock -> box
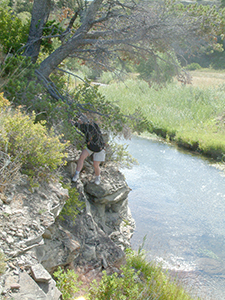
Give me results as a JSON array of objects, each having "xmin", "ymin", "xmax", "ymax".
[{"xmin": 70, "ymin": 114, "xmax": 106, "ymax": 185}]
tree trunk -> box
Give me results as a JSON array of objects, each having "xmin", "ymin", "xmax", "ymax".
[
  {"xmin": 23, "ymin": 0, "xmax": 51, "ymax": 63},
  {"xmin": 38, "ymin": 0, "xmax": 104, "ymax": 78}
]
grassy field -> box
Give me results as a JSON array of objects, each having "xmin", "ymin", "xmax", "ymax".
[
  {"xmin": 190, "ymin": 69, "xmax": 225, "ymax": 88},
  {"xmin": 99, "ymin": 70, "xmax": 225, "ymax": 160}
]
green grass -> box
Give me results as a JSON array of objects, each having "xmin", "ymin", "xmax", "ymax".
[
  {"xmin": 100, "ymin": 79, "xmax": 225, "ymax": 160},
  {"xmin": 87, "ymin": 249, "xmax": 196, "ymax": 300},
  {"xmin": 53, "ymin": 250, "xmax": 196, "ymax": 300}
]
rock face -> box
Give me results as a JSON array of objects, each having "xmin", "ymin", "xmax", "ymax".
[
  {"xmin": 0, "ymin": 177, "xmax": 68, "ymax": 299},
  {"xmin": 0, "ymin": 149, "xmax": 135, "ymax": 299}
]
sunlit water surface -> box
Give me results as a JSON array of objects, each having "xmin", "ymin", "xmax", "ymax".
[{"xmin": 120, "ymin": 135, "xmax": 225, "ymax": 300}]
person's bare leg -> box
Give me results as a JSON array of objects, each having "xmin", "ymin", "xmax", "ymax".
[
  {"xmin": 72, "ymin": 149, "xmax": 89, "ymax": 182},
  {"xmin": 76, "ymin": 149, "xmax": 89, "ymax": 172},
  {"xmin": 93, "ymin": 161, "xmax": 101, "ymax": 185},
  {"xmin": 93, "ymin": 161, "xmax": 100, "ymax": 176}
]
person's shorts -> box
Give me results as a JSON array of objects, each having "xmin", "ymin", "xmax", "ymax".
[{"xmin": 86, "ymin": 148, "xmax": 106, "ymax": 162}]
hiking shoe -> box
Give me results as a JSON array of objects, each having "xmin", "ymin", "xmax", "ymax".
[
  {"xmin": 72, "ymin": 173, "xmax": 79, "ymax": 182},
  {"xmin": 94, "ymin": 176, "xmax": 101, "ymax": 185}
]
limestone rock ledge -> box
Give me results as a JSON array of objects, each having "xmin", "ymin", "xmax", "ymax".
[{"xmin": 0, "ymin": 155, "xmax": 135, "ymax": 299}]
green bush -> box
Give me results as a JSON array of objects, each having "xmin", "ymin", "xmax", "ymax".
[
  {"xmin": 87, "ymin": 250, "xmax": 194, "ymax": 300},
  {"xmin": 107, "ymin": 142, "xmax": 138, "ymax": 169},
  {"xmin": 1, "ymin": 56, "xmax": 67, "ymax": 124},
  {"xmin": 53, "ymin": 267, "xmax": 81, "ymax": 300},
  {"xmin": 0, "ymin": 93, "xmax": 22, "ymax": 192},
  {"xmin": 185, "ymin": 63, "xmax": 202, "ymax": 71},
  {"xmin": 2, "ymin": 55, "xmax": 35, "ymax": 76},
  {"xmin": 0, "ymin": 102, "xmax": 68, "ymax": 186},
  {"xmin": 0, "ymin": 5, "xmax": 30, "ymax": 54},
  {"xmin": 52, "ymin": 250, "xmax": 195, "ymax": 300},
  {"xmin": 58, "ymin": 186, "xmax": 85, "ymax": 223},
  {"xmin": 135, "ymin": 53, "xmax": 178, "ymax": 84},
  {"xmin": 41, "ymin": 20, "xmax": 63, "ymax": 55},
  {"xmin": 7, "ymin": 0, "xmax": 33, "ymax": 14},
  {"xmin": 0, "ymin": 5, "xmax": 62, "ymax": 56},
  {"xmin": 1, "ymin": 55, "xmax": 42, "ymax": 108},
  {"xmin": 88, "ymin": 267, "xmax": 141, "ymax": 300}
]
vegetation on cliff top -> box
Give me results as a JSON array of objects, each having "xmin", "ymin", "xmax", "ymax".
[
  {"xmin": 0, "ymin": 93, "xmax": 68, "ymax": 190},
  {"xmin": 54, "ymin": 249, "xmax": 196, "ymax": 300}
]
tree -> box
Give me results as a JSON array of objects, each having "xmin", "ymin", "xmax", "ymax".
[
  {"xmin": 23, "ymin": 0, "xmax": 225, "ymax": 86},
  {"xmin": 1, "ymin": 0, "xmax": 225, "ymax": 158},
  {"xmin": 23, "ymin": 0, "xmax": 51, "ymax": 62}
]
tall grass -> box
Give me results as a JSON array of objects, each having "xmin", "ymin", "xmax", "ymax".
[
  {"xmin": 100, "ymin": 79, "xmax": 225, "ymax": 159},
  {"xmin": 87, "ymin": 250, "xmax": 196, "ymax": 300}
]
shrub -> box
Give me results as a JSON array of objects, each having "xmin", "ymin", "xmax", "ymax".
[
  {"xmin": 53, "ymin": 267, "xmax": 81, "ymax": 300},
  {"xmin": 0, "ymin": 102, "xmax": 68, "ymax": 186},
  {"xmin": 135, "ymin": 53, "xmax": 178, "ymax": 84},
  {"xmin": 88, "ymin": 266, "xmax": 141, "ymax": 300},
  {"xmin": 0, "ymin": 5, "xmax": 30, "ymax": 54},
  {"xmin": 0, "ymin": 92, "xmax": 10, "ymax": 108},
  {"xmin": 0, "ymin": 93, "xmax": 21, "ymax": 192},
  {"xmin": 107, "ymin": 142, "xmax": 138, "ymax": 169},
  {"xmin": 1, "ymin": 55, "xmax": 42, "ymax": 108},
  {"xmin": 58, "ymin": 186, "xmax": 85, "ymax": 223},
  {"xmin": 87, "ymin": 250, "xmax": 194, "ymax": 300},
  {"xmin": 0, "ymin": 5, "xmax": 62, "ymax": 56},
  {"xmin": 41, "ymin": 20, "xmax": 63, "ymax": 55},
  {"xmin": 185, "ymin": 63, "xmax": 202, "ymax": 70}
]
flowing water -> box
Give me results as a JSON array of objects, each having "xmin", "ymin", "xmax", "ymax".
[{"xmin": 120, "ymin": 135, "xmax": 225, "ymax": 300}]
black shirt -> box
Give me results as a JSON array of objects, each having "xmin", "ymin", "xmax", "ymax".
[{"xmin": 75, "ymin": 122, "xmax": 105, "ymax": 152}]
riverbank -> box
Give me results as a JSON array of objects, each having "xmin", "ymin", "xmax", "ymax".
[{"xmin": 99, "ymin": 74, "xmax": 225, "ymax": 162}]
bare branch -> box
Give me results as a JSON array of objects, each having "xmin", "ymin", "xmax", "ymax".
[
  {"xmin": 60, "ymin": 10, "xmax": 81, "ymax": 43},
  {"xmin": 35, "ymin": 70, "xmax": 64, "ymax": 101},
  {"xmin": 25, "ymin": 0, "xmax": 222, "ymax": 82}
]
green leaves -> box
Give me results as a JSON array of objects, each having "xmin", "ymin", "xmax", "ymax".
[
  {"xmin": 58, "ymin": 186, "xmax": 84, "ymax": 223},
  {"xmin": 53, "ymin": 267, "xmax": 81, "ymax": 300},
  {"xmin": 0, "ymin": 6, "xmax": 30, "ymax": 54},
  {"xmin": 87, "ymin": 249, "xmax": 194, "ymax": 300},
  {"xmin": 41, "ymin": 20, "xmax": 63, "ymax": 55},
  {"xmin": 0, "ymin": 104, "xmax": 68, "ymax": 186},
  {"xmin": 88, "ymin": 268, "xmax": 141, "ymax": 300}
]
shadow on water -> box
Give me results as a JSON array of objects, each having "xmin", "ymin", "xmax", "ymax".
[{"xmin": 119, "ymin": 135, "xmax": 225, "ymax": 300}]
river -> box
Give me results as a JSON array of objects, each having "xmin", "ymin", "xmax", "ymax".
[{"xmin": 120, "ymin": 135, "xmax": 225, "ymax": 300}]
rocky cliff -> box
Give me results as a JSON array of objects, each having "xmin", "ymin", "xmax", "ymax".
[{"xmin": 0, "ymin": 148, "xmax": 135, "ymax": 299}]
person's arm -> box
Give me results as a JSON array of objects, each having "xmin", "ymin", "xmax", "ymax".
[
  {"xmin": 69, "ymin": 119, "xmax": 79, "ymax": 126},
  {"xmin": 69, "ymin": 119, "xmax": 84, "ymax": 130}
]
